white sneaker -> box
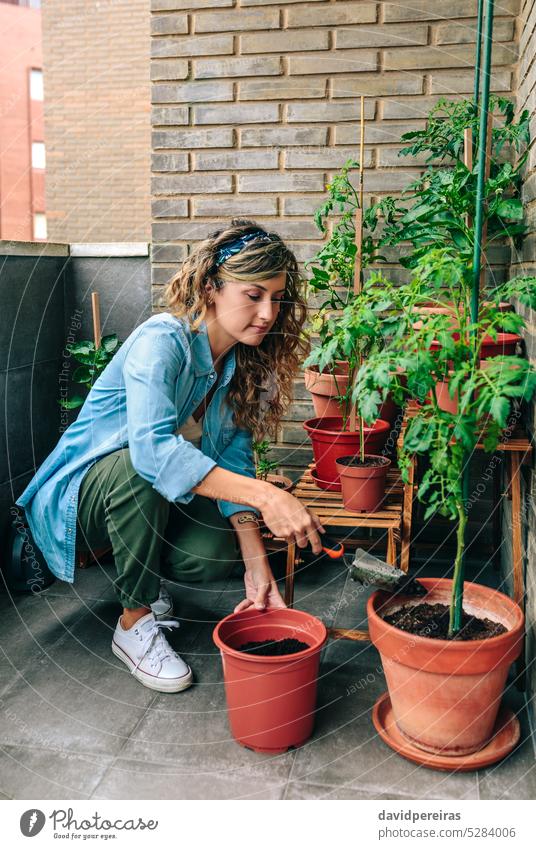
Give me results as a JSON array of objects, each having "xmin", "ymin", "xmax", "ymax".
[
  {"xmin": 150, "ymin": 580, "xmax": 174, "ymax": 620},
  {"xmin": 112, "ymin": 612, "xmax": 193, "ymax": 693}
]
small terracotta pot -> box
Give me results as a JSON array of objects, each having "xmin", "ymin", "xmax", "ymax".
[
  {"xmin": 335, "ymin": 455, "xmax": 391, "ymax": 512},
  {"xmin": 303, "ymin": 416, "xmax": 391, "ymax": 488},
  {"xmin": 367, "ymin": 578, "xmax": 524, "ymax": 756},
  {"xmin": 304, "ymin": 363, "xmax": 399, "ymax": 424},
  {"xmin": 213, "ymin": 607, "xmax": 328, "ymax": 754},
  {"xmin": 265, "ymin": 473, "xmax": 293, "ymax": 492}
]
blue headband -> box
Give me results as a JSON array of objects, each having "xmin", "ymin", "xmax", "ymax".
[{"xmin": 214, "ymin": 230, "xmax": 272, "ymax": 267}]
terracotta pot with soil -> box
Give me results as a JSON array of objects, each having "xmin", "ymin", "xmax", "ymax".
[
  {"xmin": 264, "ymin": 473, "xmax": 293, "ymax": 492},
  {"xmin": 213, "ymin": 607, "xmax": 327, "ymax": 754},
  {"xmin": 367, "ymin": 577, "xmax": 524, "ymax": 756},
  {"xmin": 303, "ymin": 416, "xmax": 391, "ymax": 490},
  {"xmin": 335, "ymin": 455, "xmax": 391, "ymax": 512}
]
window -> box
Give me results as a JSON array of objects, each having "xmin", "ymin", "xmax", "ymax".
[
  {"xmin": 33, "ymin": 214, "xmax": 47, "ymax": 240},
  {"xmin": 30, "ymin": 69, "xmax": 43, "ymax": 101},
  {"xmin": 32, "ymin": 142, "xmax": 46, "ymax": 169}
]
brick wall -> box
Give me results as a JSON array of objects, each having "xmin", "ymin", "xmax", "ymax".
[
  {"xmin": 506, "ymin": 0, "xmax": 536, "ymax": 715},
  {"xmin": 150, "ymin": 0, "xmax": 520, "ymax": 477},
  {"xmin": 42, "ymin": 0, "xmax": 151, "ymax": 242}
]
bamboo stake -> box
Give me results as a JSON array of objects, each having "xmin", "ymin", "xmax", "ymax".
[
  {"xmin": 350, "ymin": 96, "xmax": 366, "ymax": 437},
  {"xmin": 463, "ymin": 127, "xmax": 473, "ymax": 172},
  {"xmin": 353, "ymin": 95, "xmax": 366, "ymax": 296},
  {"xmin": 479, "ymin": 113, "xmax": 493, "ymax": 295},
  {"xmin": 464, "ymin": 127, "xmax": 473, "ymax": 234},
  {"xmin": 91, "ymin": 292, "xmax": 102, "ymax": 350}
]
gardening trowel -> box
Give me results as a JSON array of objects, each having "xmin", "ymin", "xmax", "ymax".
[{"xmin": 346, "ymin": 548, "xmax": 427, "ymax": 597}]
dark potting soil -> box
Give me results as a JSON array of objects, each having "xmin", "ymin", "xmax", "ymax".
[
  {"xmin": 382, "ymin": 602, "xmax": 507, "ymax": 641},
  {"xmin": 237, "ymin": 638, "xmax": 310, "ymax": 656},
  {"xmin": 337, "ymin": 456, "xmax": 388, "ymax": 468}
]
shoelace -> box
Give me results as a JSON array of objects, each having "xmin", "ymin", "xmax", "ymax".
[{"xmin": 131, "ymin": 618, "xmax": 180, "ymax": 674}]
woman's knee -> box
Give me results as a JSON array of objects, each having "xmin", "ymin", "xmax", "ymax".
[
  {"xmin": 106, "ymin": 449, "xmax": 168, "ymax": 511},
  {"xmin": 163, "ymin": 502, "xmax": 240, "ymax": 584}
]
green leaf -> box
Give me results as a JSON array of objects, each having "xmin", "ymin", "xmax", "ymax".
[
  {"xmin": 496, "ymin": 198, "xmax": 523, "ymax": 220},
  {"xmin": 101, "ymin": 334, "xmax": 119, "ymax": 353},
  {"xmin": 72, "ymin": 366, "xmax": 94, "ymax": 385},
  {"xmin": 489, "ymin": 396, "xmax": 510, "ymax": 427},
  {"xmin": 58, "ymin": 395, "xmax": 85, "ymax": 410},
  {"xmin": 67, "ymin": 342, "xmax": 94, "ymax": 356}
]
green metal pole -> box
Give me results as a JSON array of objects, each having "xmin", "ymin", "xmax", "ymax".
[
  {"xmin": 471, "ymin": 0, "xmax": 494, "ymax": 326},
  {"xmin": 455, "ymin": 0, "xmax": 495, "ymax": 633},
  {"xmin": 473, "ymin": 0, "xmax": 485, "ymax": 107}
]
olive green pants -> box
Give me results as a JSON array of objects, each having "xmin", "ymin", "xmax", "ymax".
[{"xmin": 75, "ymin": 447, "xmax": 240, "ymax": 609}]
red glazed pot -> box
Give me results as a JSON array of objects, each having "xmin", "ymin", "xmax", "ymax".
[
  {"xmin": 367, "ymin": 578, "xmax": 524, "ymax": 756},
  {"xmin": 303, "ymin": 416, "xmax": 391, "ymax": 488},
  {"xmin": 213, "ymin": 607, "xmax": 327, "ymax": 754},
  {"xmin": 335, "ymin": 455, "xmax": 391, "ymax": 512}
]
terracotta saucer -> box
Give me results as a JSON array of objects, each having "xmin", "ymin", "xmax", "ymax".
[
  {"xmin": 372, "ymin": 691, "xmax": 520, "ymax": 772},
  {"xmin": 311, "ymin": 466, "xmax": 342, "ymax": 492}
]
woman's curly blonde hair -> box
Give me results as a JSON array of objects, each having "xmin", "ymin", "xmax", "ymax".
[{"xmin": 164, "ymin": 218, "xmax": 309, "ymax": 440}]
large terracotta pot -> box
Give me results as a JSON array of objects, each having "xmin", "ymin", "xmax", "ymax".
[
  {"xmin": 303, "ymin": 416, "xmax": 391, "ymax": 489},
  {"xmin": 213, "ymin": 607, "xmax": 327, "ymax": 754},
  {"xmin": 304, "ymin": 363, "xmax": 399, "ymax": 424},
  {"xmin": 367, "ymin": 578, "xmax": 524, "ymax": 756}
]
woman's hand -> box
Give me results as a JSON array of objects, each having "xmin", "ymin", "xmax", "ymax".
[
  {"xmin": 258, "ymin": 487, "xmax": 325, "ymax": 555},
  {"xmin": 234, "ymin": 564, "xmax": 286, "ymax": 613}
]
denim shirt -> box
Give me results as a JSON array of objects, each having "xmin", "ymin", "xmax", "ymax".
[{"xmin": 15, "ymin": 313, "xmax": 260, "ymax": 584}]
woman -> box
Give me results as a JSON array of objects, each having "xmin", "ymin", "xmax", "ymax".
[{"xmin": 16, "ymin": 219, "xmax": 325, "ymax": 694}]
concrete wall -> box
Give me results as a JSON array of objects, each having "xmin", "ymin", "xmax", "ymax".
[
  {"xmin": 0, "ymin": 243, "xmax": 68, "ymax": 543},
  {"xmin": 0, "ymin": 243, "xmax": 151, "ymax": 546}
]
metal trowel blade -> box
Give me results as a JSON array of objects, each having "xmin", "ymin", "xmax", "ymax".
[{"xmin": 347, "ymin": 548, "xmax": 427, "ymax": 597}]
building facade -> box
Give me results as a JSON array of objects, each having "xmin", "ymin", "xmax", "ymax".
[{"xmin": 0, "ymin": 0, "xmax": 45, "ymax": 241}]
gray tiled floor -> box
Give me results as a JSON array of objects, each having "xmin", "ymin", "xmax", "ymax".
[{"xmin": 0, "ymin": 553, "xmax": 534, "ymax": 800}]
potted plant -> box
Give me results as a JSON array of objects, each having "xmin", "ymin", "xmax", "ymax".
[
  {"xmin": 253, "ymin": 439, "xmax": 293, "ymax": 491},
  {"xmin": 58, "ymin": 334, "xmax": 120, "ymax": 410},
  {"xmin": 303, "ymin": 276, "xmax": 392, "ymax": 492},
  {"xmin": 354, "ymin": 257, "xmax": 536, "ymax": 755},
  {"xmin": 304, "ymin": 159, "xmax": 386, "ymax": 418},
  {"xmin": 213, "ymin": 607, "xmax": 327, "ymax": 753},
  {"xmin": 368, "ymin": 96, "xmax": 529, "ymax": 277}
]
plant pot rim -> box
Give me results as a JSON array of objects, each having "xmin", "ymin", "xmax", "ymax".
[
  {"xmin": 265, "ymin": 472, "xmax": 293, "ymax": 489},
  {"xmin": 368, "ymin": 577, "xmax": 524, "ymax": 652},
  {"xmin": 430, "ymin": 332, "xmax": 522, "ymax": 350},
  {"xmin": 336, "ymin": 453, "xmax": 391, "ymax": 467},
  {"xmin": 304, "ymin": 361, "xmax": 349, "ymax": 376},
  {"xmin": 213, "ymin": 607, "xmax": 328, "ymax": 663},
  {"xmin": 303, "ymin": 416, "xmax": 391, "ymax": 437}
]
